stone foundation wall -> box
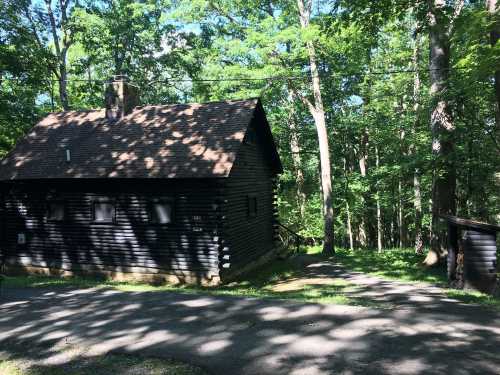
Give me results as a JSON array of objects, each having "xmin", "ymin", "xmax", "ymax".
[{"xmin": 2, "ymin": 264, "xmax": 221, "ymax": 286}]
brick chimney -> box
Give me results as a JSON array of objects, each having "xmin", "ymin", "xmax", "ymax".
[{"xmin": 105, "ymin": 75, "xmax": 140, "ymax": 120}]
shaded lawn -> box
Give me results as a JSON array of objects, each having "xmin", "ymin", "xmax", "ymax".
[
  {"xmin": 326, "ymin": 247, "xmax": 449, "ymax": 285},
  {"xmin": 0, "ymin": 352, "xmax": 206, "ymax": 375},
  {"xmin": 0, "ymin": 256, "xmax": 373, "ymax": 307},
  {"xmin": 322, "ymin": 247, "xmax": 500, "ymax": 309}
]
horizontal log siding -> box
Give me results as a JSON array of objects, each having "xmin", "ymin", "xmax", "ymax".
[
  {"xmin": 221, "ymin": 124, "xmax": 277, "ymax": 277},
  {"xmin": 0, "ymin": 179, "xmax": 222, "ymax": 280}
]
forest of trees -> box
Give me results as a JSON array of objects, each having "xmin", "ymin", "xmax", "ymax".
[{"xmin": 1, "ymin": 0, "xmax": 499, "ymax": 263}]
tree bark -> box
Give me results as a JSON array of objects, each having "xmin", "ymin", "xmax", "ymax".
[
  {"xmin": 346, "ymin": 201, "xmax": 354, "ymax": 250},
  {"xmin": 487, "ymin": 0, "xmax": 500, "ymax": 147},
  {"xmin": 413, "ymin": 171, "xmax": 424, "ymax": 253},
  {"xmin": 343, "ymin": 155, "xmax": 354, "ymax": 250},
  {"xmin": 375, "ymin": 145, "xmax": 382, "ymax": 252},
  {"xmin": 287, "ymin": 93, "xmax": 307, "ymax": 220},
  {"xmin": 297, "ymin": 0, "xmax": 335, "ymax": 254},
  {"xmin": 424, "ymin": 0, "xmax": 459, "ymax": 266},
  {"xmin": 398, "ymin": 126, "xmax": 406, "ymax": 249},
  {"xmin": 411, "ymin": 25, "xmax": 424, "ymax": 254},
  {"xmin": 45, "ymin": 0, "xmax": 72, "ymax": 110},
  {"xmin": 358, "ymin": 128, "xmax": 369, "ymax": 248}
]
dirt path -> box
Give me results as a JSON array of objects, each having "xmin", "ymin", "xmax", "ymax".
[{"xmin": 1, "ymin": 259, "xmax": 500, "ymax": 375}]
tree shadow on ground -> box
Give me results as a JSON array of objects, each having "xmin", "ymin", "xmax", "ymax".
[{"xmin": 1, "ymin": 265, "xmax": 500, "ymax": 375}]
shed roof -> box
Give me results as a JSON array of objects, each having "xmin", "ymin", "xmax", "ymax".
[
  {"xmin": 0, "ymin": 98, "xmax": 282, "ymax": 180},
  {"xmin": 441, "ymin": 215, "xmax": 500, "ymax": 233}
]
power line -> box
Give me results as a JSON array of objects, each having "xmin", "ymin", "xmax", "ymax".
[
  {"xmin": 0, "ymin": 66, "xmax": 473, "ymax": 85},
  {"xmin": 0, "ymin": 75, "xmax": 306, "ymax": 84}
]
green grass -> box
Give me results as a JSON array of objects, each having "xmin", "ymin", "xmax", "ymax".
[
  {"xmin": 0, "ymin": 353, "xmax": 206, "ymax": 375},
  {"xmin": 0, "ymin": 256, "xmax": 372, "ymax": 306},
  {"xmin": 315, "ymin": 246, "xmax": 500, "ymax": 310},
  {"xmin": 445, "ymin": 289, "xmax": 500, "ymax": 309},
  {"xmin": 310, "ymin": 246, "xmax": 449, "ymax": 285}
]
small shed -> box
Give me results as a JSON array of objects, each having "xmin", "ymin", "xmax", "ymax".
[
  {"xmin": 444, "ymin": 215, "xmax": 500, "ymax": 294},
  {"xmin": 0, "ymin": 76, "xmax": 282, "ymax": 285}
]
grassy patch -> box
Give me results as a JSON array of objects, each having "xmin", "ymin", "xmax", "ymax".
[
  {"xmin": 0, "ymin": 256, "xmax": 373, "ymax": 307},
  {"xmin": 0, "ymin": 353, "xmax": 206, "ymax": 375},
  {"xmin": 445, "ymin": 289, "xmax": 500, "ymax": 309},
  {"xmin": 321, "ymin": 247, "xmax": 449, "ymax": 285},
  {"xmin": 325, "ymin": 246, "xmax": 500, "ymax": 310}
]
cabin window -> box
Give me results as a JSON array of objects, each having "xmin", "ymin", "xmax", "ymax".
[
  {"xmin": 149, "ymin": 199, "xmax": 173, "ymax": 224},
  {"xmin": 247, "ymin": 195, "xmax": 257, "ymax": 217},
  {"xmin": 92, "ymin": 201, "xmax": 115, "ymax": 223},
  {"xmin": 47, "ymin": 202, "xmax": 65, "ymax": 221}
]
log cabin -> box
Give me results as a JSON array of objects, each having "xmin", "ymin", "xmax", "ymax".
[{"xmin": 0, "ymin": 76, "xmax": 282, "ymax": 285}]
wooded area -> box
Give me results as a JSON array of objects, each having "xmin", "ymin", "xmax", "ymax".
[{"xmin": 1, "ymin": 0, "xmax": 499, "ymax": 264}]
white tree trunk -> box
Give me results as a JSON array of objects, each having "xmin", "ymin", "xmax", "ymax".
[
  {"xmin": 358, "ymin": 129, "xmax": 369, "ymax": 248},
  {"xmin": 297, "ymin": 0, "xmax": 335, "ymax": 254},
  {"xmin": 375, "ymin": 145, "xmax": 382, "ymax": 252},
  {"xmin": 412, "ymin": 26, "xmax": 424, "ymax": 254},
  {"xmin": 486, "ymin": 0, "xmax": 500, "ymax": 135},
  {"xmin": 346, "ymin": 201, "xmax": 354, "ymax": 250},
  {"xmin": 45, "ymin": 0, "xmax": 71, "ymax": 110},
  {"xmin": 288, "ymin": 94, "xmax": 307, "ymax": 219}
]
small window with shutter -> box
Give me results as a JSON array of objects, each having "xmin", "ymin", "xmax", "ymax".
[
  {"xmin": 92, "ymin": 200, "xmax": 115, "ymax": 223},
  {"xmin": 149, "ymin": 199, "xmax": 173, "ymax": 224}
]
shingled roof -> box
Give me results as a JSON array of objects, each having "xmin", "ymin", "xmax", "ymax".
[{"xmin": 0, "ymin": 98, "xmax": 282, "ymax": 180}]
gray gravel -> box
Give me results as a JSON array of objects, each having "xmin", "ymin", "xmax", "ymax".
[{"xmin": 1, "ymin": 262, "xmax": 500, "ymax": 375}]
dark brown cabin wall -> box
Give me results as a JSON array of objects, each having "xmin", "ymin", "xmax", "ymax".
[
  {"xmin": 220, "ymin": 123, "xmax": 277, "ymax": 278},
  {"xmin": 0, "ymin": 179, "xmax": 222, "ymax": 279}
]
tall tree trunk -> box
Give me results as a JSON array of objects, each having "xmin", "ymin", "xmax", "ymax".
[
  {"xmin": 413, "ymin": 171, "xmax": 423, "ymax": 253},
  {"xmin": 45, "ymin": 0, "xmax": 72, "ymax": 110},
  {"xmin": 346, "ymin": 201, "xmax": 354, "ymax": 250},
  {"xmin": 487, "ymin": 0, "xmax": 500, "ymax": 135},
  {"xmin": 487, "ymin": 0, "xmax": 500, "ymax": 209},
  {"xmin": 358, "ymin": 128, "xmax": 369, "ymax": 248},
  {"xmin": 287, "ymin": 94, "xmax": 307, "ymax": 220},
  {"xmin": 398, "ymin": 124, "xmax": 406, "ymax": 249},
  {"xmin": 398, "ymin": 180, "xmax": 404, "ymax": 248},
  {"xmin": 58, "ymin": 61, "xmax": 69, "ymax": 111},
  {"xmin": 343, "ymin": 155, "xmax": 354, "ymax": 250},
  {"xmin": 297, "ymin": 0, "xmax": 335, "ymax": 254},
  {"xmin": 375, "ymin": 145, "xmax": 383, "ymax": 252},
  {"xmin": 496, "ymin": 172, "xmax": 500, "ymax": 223},
  {"xmin": 411, "ymin": 25, "xmax": 424, "ymax": 254},
  {"xmin": 424, "ymin": 0, "xmax": 459, "ymax": 266}
]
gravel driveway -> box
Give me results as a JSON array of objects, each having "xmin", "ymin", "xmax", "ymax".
[{"xmin": 1, "ymin": 261, "xmax": 499, "ymax": 375}]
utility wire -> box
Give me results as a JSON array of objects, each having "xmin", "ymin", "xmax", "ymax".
[{"xmin": 0, "ymin": 66, "xmax": 472, "ymax": 84}]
